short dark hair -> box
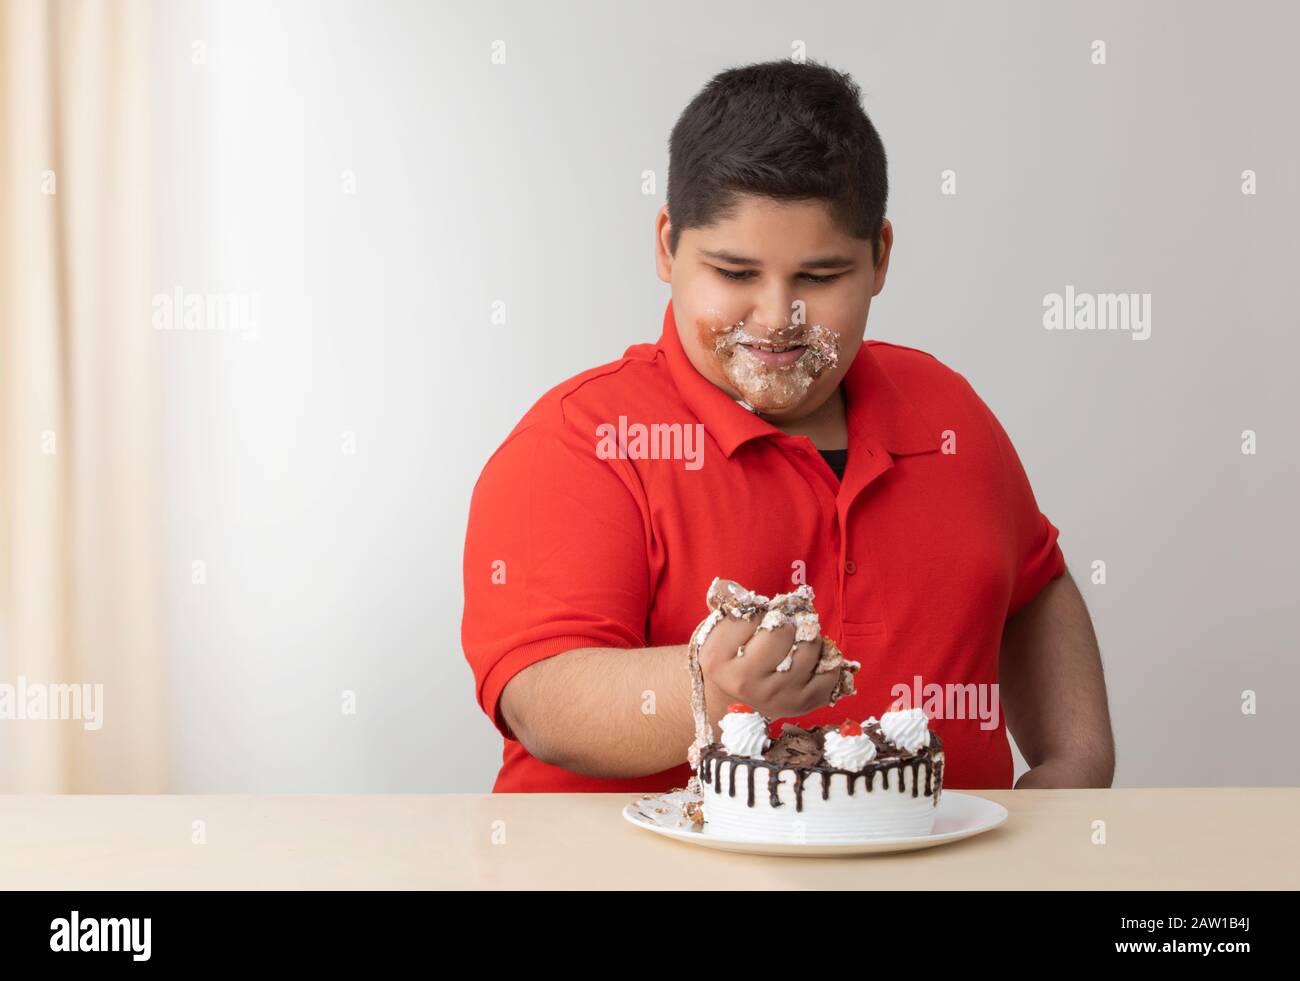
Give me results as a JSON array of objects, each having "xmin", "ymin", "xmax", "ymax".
[{"xmin": 666, "ymin": 59, "xmax": 889, "ymax": 264}]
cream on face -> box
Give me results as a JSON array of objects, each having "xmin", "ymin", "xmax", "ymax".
[{"xmin": 697, "ymin": 308, "xmax": 840, "ymax": 414}]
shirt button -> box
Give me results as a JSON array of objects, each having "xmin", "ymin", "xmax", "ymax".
[{"xmin": 845, "ymin": 560, "xmax": 857, "ymax": 574}]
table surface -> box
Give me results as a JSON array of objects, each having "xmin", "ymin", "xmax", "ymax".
[{"xmin": 1, "ymin": 789, "xmax": 1296, "ymax": 889}]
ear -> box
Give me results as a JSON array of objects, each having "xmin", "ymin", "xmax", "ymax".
[
  {"xmin": 872, "ymin": 219, "xmax": 894, "ymax": 296},
  {"xmin": 654, "ymin": 206, "xmax": 674, "ymax": 284}
]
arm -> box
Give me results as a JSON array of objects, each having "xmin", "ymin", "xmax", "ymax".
[
  {"xmin": 500, "ymin": 644, "xmax": 733, "ymax": 779},
  {"xmin": 999, "ymin": 567, "xmax": 1116, "ymax": 788}
]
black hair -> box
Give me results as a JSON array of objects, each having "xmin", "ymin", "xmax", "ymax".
[{"xmin": 666, "ymin": 59, "xmax": 889, "ymax": 265}]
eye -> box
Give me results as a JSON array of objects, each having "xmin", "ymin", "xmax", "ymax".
[{"xmin": 714, "ymin": 267, "xmax": 843, "ymax": 284}]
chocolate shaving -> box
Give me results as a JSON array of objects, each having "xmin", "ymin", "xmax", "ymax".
[{"xmin": 762, "ymin": 723, "xmax": 826, "ymax": 768}]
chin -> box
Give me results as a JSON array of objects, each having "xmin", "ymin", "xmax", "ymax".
[
  {"xmin": 749, "ymin": 389, "xmax": 829, "ymax": 421},
  {"xmin": 748, "ymin": 401, "xmax": 806, "ymax": 420}
]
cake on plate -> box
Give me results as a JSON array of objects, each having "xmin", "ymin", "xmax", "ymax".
[
  {"xmin": 673, "ymin": 576, "xmax": 943, "ymax": 843},
  {"xmin": 693, "ymin": 703, "xmax": 944, "ymax": 843}
]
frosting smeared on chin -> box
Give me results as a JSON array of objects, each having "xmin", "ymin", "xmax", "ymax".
[{"xmin": 695, "ymin": 309, "xmax": 840, "ymax": 414}]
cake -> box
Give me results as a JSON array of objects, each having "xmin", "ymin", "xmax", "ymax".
[
  {"xmin": 684, "ymin": 577, "xmax": 860, "ymax": 780},
  {"xmin": 676, "ymin": 576, "xmax": 943, "ymax": 844},
  {"xmin": 695, "ymin": 703, "xmax": 944, "ymax": 843}
]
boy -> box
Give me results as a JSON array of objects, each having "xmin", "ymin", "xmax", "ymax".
[{"xmin": 462, "ymin": 59, "xmax": 1114, "ymax": 793}]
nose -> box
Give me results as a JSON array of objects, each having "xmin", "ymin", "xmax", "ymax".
[{"xmin": 745, "ymin": 285, "xmax": 803, "ymax": 341}]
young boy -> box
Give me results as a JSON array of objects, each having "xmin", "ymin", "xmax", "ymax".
[{"xmin": 462, "ymin": 59, "xmax": 1114, "ymax": 793}]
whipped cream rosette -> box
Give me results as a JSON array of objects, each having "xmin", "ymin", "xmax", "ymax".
[
  {"xmin": 879, "ymin": 705, "xmax": 931, "ymax": 754},
  {"xmin": 822, "ymin": 719, "xmax": 878, "ymax": 770},
  {"xmin": 718, "ymin": 703, "xmax": 772, "ymax": 759}
]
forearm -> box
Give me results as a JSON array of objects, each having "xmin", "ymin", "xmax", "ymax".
[
  {"xmin": 500, "ymin": 645, "xmax": 731, "ymax": 779},
  {"xmin": 999, "ymin": 569, "xmax": 1116, "ymax": 787}
]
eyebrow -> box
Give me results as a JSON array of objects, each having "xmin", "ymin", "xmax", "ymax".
[{"xmin": 699, "ymin": 249, "xmax": 857, "ymax": 270}]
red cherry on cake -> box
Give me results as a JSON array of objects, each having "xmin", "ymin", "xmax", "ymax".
[
  {"xmin": 837, "ymin": 718, "xmax": 863, "ymax": 737},
  {"xmin": 727, "ymin": 702, "xmax": 755, "ymax": 714}
]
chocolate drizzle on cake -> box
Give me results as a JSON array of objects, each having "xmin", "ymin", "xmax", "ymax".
[{"xmin": 699, "ymin": 722, "xmax": 943, "ymax": 812}]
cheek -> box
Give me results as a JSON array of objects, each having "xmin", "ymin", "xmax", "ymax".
[
  {"xmin": 694, "ymin": 309, "xmax": 736, "ymax": 355},
  {"xmin": 802, "ymin": 324, "xmax": 844, "ymax": 375}
]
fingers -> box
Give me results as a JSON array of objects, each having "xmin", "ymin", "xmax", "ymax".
[
  {"xmin": 740, "ymin": 664, "xmax": 838, "ymax": 720},
  {"xmin": 736, "ymin": 622, "xmax": 798, "ymax": 674},
  {"xmin": 783, "ymin": 637, "xmax": 823, "ymax": 683},
  {"xmin": 698, "ymin": 614, "xmax": 758, "ymax": 672},
  {"xmin": 799, "ymin": 665, "xmax": 842, "ymax": 710}
]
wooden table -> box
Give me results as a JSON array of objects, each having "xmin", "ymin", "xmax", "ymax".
[{"xmin": 1, "ymin": 789, "xmax": 1296, "ymax": 889}]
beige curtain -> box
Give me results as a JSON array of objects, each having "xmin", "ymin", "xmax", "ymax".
[{"xmin": 0, "ymin": 0, "xmax": 167, "ymax": 792}]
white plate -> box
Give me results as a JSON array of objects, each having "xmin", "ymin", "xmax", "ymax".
[{"xmin": 622, "ymin": 788, "xmax": 1008, "ymax": 856}]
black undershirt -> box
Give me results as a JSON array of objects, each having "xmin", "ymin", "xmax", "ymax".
[{"xmin": 818, "ymin": 448, "xmax": 848, "ymax": 480}]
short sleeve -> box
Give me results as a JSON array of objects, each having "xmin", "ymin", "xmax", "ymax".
[
  {"xmin": 461, "ymin": 421, "xmax": 651, "ymax": 740},
  {"xmin": 967, "ymin": 384, "xmax": 1067, "ymax": 620}
]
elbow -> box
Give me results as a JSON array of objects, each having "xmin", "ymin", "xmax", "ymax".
[
  {"xmin": 499, "ymin": 674, "xmax": 567, "ymax": 769},
  {"xmin": 1067, "ymin": 741, "xmax": 1116, "ymax": 788},
  {"xmin": 1079, "ymin": 753, "xmax": 1115, "ymax": 789},
  {"xmin": 1095, "ymin": 741, "xmax": 1117, "ymax": 788},
  {"xmin": 1089, "ymin": 718, "xmax": 1118, "ymax": 787}
]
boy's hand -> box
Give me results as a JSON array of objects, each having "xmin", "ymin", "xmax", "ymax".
[{"xmin": 699, "ymin": 612, "xmax": 840, "ymax": 720}]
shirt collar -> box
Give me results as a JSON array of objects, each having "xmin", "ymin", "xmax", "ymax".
[{"xmin": 656, "ymin": 297, "xmax": 942, "ymax": 458}]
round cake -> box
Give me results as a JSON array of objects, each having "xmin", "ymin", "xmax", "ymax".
[{"xmin": 696, "ymin": 705, "xmax": 943, "ymax": 843}]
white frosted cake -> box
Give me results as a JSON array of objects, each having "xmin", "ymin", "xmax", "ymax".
[
  {"xmin": 694, "ymin": 704, "xmax": 944, "ymax": 843},
  {"xmin": 672, "ymin": 577, "xmax": 943, "ymax": 844}
]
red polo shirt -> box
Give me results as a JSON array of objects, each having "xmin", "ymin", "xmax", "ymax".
[{"xmin": 462, "ymin": 298, "xmax": 1065, "ymax": 791}]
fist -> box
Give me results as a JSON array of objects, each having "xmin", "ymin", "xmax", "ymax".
[{"xmin": 699, "ymin": 611, "xmax": 840, "ymax": 720}]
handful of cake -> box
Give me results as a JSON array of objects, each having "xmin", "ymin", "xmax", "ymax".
[{"xmin": 675, "ymin": 577, "xmax": 944, "ymax": 844}]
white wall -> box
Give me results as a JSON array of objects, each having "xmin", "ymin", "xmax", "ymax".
[{"xmin": 152, "ymin": 0, "xmax": 1300, "ymax": 791}]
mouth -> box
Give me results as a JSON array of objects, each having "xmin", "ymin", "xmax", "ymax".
[{"xmin": 736, "ymin": 341, "xmax": 808, "ymax": 368}]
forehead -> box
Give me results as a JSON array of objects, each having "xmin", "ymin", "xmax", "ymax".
[{"xmin": 683, "ymin": 194, "xmax": 868, "ymax": 260}]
